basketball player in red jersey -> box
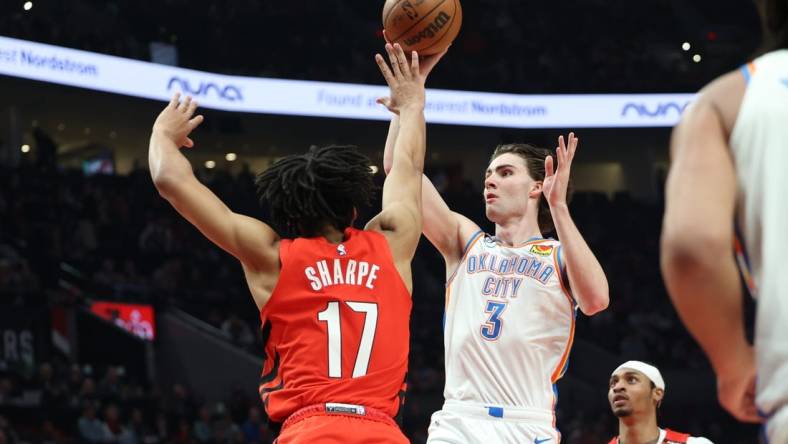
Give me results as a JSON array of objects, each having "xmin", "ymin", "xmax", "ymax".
[
  {"xmin": 608, "ymin": 361, "xmax": 713, "ymax": 444},
  {"xmin": 148, "ymin": 43, "xmax": 446, "ymax": 443}
]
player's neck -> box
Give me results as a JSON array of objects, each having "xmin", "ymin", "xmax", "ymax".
[
  {"xmin": 493, "ymin": 214, "xmax": 542, "ymax": 246},
  {"xmin": 618, "ymin": 415, "xmax": 660, "ymax": 444},
  {"xmin": 316, "ymin": 225, "xmax": 346, "ymax": 244}
]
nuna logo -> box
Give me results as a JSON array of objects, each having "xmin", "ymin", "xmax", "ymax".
[
  {"xmin": 620, "ymin": 101, "xmax": 690, "ymax": 118},
  {"xmin": 167, "ymin": 76, "xmax": 243, "ymax": 102}
]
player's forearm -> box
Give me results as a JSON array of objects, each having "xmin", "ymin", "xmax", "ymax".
[
  {"xmin": 390, "ymin": 104, "xmax": 426, "ymax": 174},
  {"xmin": 661, "ymin": 233, "xmax": 747, "ymax": 375},
  {"xmin": 551, "ymin": 204, "xmax": 609, "ymax": 315},
  {"xmin": 148, "ymin": 132, "xmax": 194, "ymax": 195},
  {"xmin": 382, "ymin": 115, "xmax": 400, "ymax": 175}
]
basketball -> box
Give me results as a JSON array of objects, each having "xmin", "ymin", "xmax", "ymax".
[{"xmin": 383, "ymin": 0, "xmax": 462, "ymax": 56}]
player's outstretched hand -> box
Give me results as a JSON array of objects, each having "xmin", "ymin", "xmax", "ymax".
[
  {"xmin": 375, "ymin": 43, "xmax": 427, "ymax": 115},
  {"xmin": 382, "ymin": 30, "xmax": 449, "ymax": 79},
  {"xmin": 717, "ymin": 346, "xmax": 763, "ymax": 423},
  {"xmin": 152, "ymin": 93, "xmax": 204, "ymax": 148},
  {"xmin": 542, "ymin": 132, "xmax": 578, "ymax": 209}
]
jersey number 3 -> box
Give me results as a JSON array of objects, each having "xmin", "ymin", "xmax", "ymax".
[
  {"xmin": 480, "ymin": 300, "xmax": 507, "ymax": 341},
  {"xmin": 317, "ymin": 301, "xmax": 378, "ymax": 378}
]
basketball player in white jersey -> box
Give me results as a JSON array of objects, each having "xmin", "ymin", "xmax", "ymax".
[
  {"xmin": 380, "ymin": 51, "xmax": 609, "ymax": 443},
  {"xmin": 661, "ymin": 0, "xmax": 788, "ymax": 441}
]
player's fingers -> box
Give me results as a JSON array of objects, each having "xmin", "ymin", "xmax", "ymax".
[
  {"xmin": 545, "ymin": 155, "xmax": 555, "ymax": 177},
  {"xmin": 183, "ymin": 137, "xmax": 194, "ymax": 148},
  {"xmin": 179, "ymin": 95, "xmax": 192, "ymax": 112},
  {"xmin": 187, "ymin": 115, "xmax": 204, "ymax": 131},
  {"xmin": 375, "ymin": 54, "xmax": 395, "ymax": 85},
  {"xmin": 569, "ymin": 135, "xmax": 579, "ymax": 158},
  {"xmin": 393, "ymin": 44, "xmax": 410, "ymax": 79},
  {"xmin": 187, "ymin": 99, "xmax": 198, "ymax": 117},
  {"xmin": 386, "ymin": 44, "xmax": 403, "ymax": 79},
  {"xmin": 411, "ymin": 51, "xmax": 420, "ymax": 77},
  {"xmin": 169, "ymin": 92, "xmax": 181, "ymax": 108}
]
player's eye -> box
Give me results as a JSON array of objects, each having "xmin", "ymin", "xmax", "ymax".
[{"xmin": 501, "ymin": 170, "xmax": 512, "ymax": 177}]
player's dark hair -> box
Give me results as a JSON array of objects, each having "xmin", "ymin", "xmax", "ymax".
[
  {"xmin": 490, "ymin": 143, "xmax": 573, "ymax": 234},
  {"xmin": 755, "ymin": 0, "xmax": 788, "ymax": 51},
  {"xmin": 255, "ymin": 145, "xmax": 376, "ymax": 238}
]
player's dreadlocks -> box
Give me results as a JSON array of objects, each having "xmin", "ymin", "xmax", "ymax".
[
  {"xmin": 490, "ymin": 143, "xmax": 574, "ymax": 234},
  {"xmin": 255, "ymin": 145, "xmax": 376, "ymax": 238}
]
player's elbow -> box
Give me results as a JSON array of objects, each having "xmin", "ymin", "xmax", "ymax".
[
  {"xmin": 578, "ymin": 289, "xmax": 609, "ymax": 316},
  {"xmin": 661, "ymin": 229, "xmax": 729, "ymax": 282},
  {"xmin": 152, "ymin": 171, "xmax": 183, "ymax": 200}
]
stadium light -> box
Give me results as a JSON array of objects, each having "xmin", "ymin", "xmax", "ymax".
[
  {"xmin": 693, "ymin": 54, "xmax": 702, "ymax": 63},
  {"xmin": 21, "ymin": 144, "xmax": 31, "ymax": 153},
  {"xmin": 682, "ymin": 42, "xmax": 691, "ymax": 51},
  {"xmin": 370, "ymin": 165, "xmax": 379, "ymax": 174},
  {"xmin": 23, "ymin": 2, "xmax": 33, "ymax": 11},
  {"xmin": 225, "ymin": 152, "xmax": 237, "ymax": 161},
  {"xmin": 205, "ymin": 160, "xmax": 216, "ymax": 169}
]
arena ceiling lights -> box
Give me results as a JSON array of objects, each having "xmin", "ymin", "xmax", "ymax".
[{"xmin": 0, "ymin": 36, "xmax": 694, "ymax": 129}]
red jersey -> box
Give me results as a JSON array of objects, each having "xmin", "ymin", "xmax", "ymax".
[
  {"xmin": 258, "ymin": 227, "xmax": 412, "ymax": 423},
  {"xmin": 608, "ymin": 429, "xmax": 691, "ymax": 444}
]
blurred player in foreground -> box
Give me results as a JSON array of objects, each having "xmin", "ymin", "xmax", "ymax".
[{"xmin": 661, "ymin": 0, "xmax": 788, "ymax": 440}]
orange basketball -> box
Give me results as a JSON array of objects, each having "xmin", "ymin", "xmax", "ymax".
[{"xmin": 383, "ymin": 0, "xmax": 462, "ymax": 56}]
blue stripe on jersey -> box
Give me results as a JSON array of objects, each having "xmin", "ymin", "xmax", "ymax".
[
  {"xmin": 741, "ymin": 64, "xmax": 752, "ymax": 84},
  {"xmin": 487, "ymin": 406, "xmax": 504, "ymax": 418}
]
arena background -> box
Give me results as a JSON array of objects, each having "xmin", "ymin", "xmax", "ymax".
[{"xmin": 0, "ymin": 1, "xmax": 764, "ymax": 443}]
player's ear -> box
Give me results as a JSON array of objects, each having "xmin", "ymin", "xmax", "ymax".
[
  {"xmin": 653, "ymin": 387, "xmax": 665, "ymax": 408},
  {"xmin": 529, "ymin": 181, "xmax": 543, "ymax": 198}
]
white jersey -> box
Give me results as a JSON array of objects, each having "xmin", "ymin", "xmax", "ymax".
[
  {"xmin": 729, "ymin": 49, "xmax": 788, "ymax": 419},
  {"xmin": 442, "ymin": 232, "xmax": 576, "ymax": 414}
]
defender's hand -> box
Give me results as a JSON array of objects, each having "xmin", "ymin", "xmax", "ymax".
[
  {"xmin": 152, "ymin": 93, "xmax": 204, "ymax": 148},
  {"xmin": 375, "ymin": 43, "xmax": 427, "ymax": 115}
]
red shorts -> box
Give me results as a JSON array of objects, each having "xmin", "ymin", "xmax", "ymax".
[{"xmin": 275, "ymin": 403, "xmax": 408, "ymax": 444}]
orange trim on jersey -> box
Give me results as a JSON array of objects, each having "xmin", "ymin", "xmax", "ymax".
[
  {"xmin": 550, "ymin": 247, "xmax": 576, "ymax": 383},
  {"xmin": 747, "ymin": 61, "xmax": 757, "ymax": 76}
]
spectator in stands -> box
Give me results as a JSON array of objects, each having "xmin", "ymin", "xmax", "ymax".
[{"xmin": 78, "ymin": 402, "xmax": 104, "ymax": 443}]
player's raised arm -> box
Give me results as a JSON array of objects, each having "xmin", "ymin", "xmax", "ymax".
[
  {"xmin": 380, "ymin": 45, "xmax": 480, "ymax": 269},
  {"xmin": 148, "ymin": 94, "xmax": 279, "ymax": 309},
  {"xmin": 661, "ymin": 89, "xmax": 759, "ymax": 423},
  {"xmin": 366, "ymin": 43, "xmax": 429, "ymax": 272},
  {"xmin": 543, "ymin": 133, "xmax": 609, "ymax": 315}
]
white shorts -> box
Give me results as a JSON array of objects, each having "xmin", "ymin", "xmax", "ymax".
[
  {"xmin": 765, "ymin": 406, "xmax": 788, "ymax": 444},
  {"xmin": 427, "ymin": 400, "xmax": 561, "ymax": 444}
]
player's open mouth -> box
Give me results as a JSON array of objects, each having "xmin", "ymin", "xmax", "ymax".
[
  {"xmin": 485, "ymin": 193, "xmax": 498, "ymax": 202},
  {"xmin": 613, "ymin": 394, "xmax": 628, "ymax": 403}
]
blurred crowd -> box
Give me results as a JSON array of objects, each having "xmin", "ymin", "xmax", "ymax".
[
  {"xmin": 0, "ymin": 0, "xmax": 761, "ymax": 93},
  {"xmin": 0, "ymin": 357, "xmax": 275, "ymax": 443},
  {"xmin": 0, "ymin": 152, "xmax": 759, "ymax": 442}
]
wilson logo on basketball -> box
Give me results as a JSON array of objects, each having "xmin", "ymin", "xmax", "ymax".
[{"xmin": 403, "ymin": 11, "xmax": 451, "ymax": 46}]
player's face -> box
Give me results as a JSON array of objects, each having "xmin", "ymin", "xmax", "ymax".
[
  {"xmin": 608, "ymin": 369, "xmax": 659, "ymax": 418},
  {"xmin": 483, "ymin": 153, "xmax": 538, "ymax": 222}
]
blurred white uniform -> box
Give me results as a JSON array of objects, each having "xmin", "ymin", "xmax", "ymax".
[
  {"xmin": 729, "ymin": 49, "xmax": 788, "ymax": 444},
  {"xmin": 427, "ymin": 232, "xmax": 575, "ymax": 444}
]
